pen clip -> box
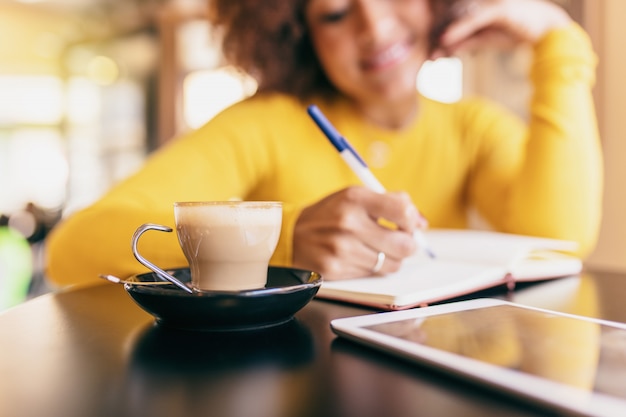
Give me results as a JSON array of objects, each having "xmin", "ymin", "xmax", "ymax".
[
  {"xmin": 307, "ymin": 105, "xmax": 345, "ymax": 151},
  {"xmin": 342, "ymin": 140, "xmax": 368, "ymax": 167}
]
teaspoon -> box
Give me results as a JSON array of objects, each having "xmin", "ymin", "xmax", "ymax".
[{"xmin": 99, "ymin": 274, "xmax": 176, "ymax": 286}]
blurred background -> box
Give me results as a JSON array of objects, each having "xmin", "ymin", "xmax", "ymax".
[{"xmin": 1, "ymin": 0, "xmax": 624, "ymax": 311}]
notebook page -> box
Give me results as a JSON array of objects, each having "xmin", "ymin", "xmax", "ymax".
[
  {"xmin": 420, "ymin": 229, "xmax": 579, "ymax": 266},
  {"xmin": 319, "ymin": 259, "xmax": 506, "ymax": 307}
]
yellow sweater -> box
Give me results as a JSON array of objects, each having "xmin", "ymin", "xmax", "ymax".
[{"xmin": 46, "ymin": 23, "xmax": 602, "ymax": 286}]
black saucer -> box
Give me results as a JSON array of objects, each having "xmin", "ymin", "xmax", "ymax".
[{"xmin": 124, "ymin": 266, "xmax": 322, "ymax": 331}]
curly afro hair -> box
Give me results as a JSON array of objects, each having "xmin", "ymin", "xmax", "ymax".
[{"xmin": 208, "ymin": 0, "xmax": 458, "ymax": 101}]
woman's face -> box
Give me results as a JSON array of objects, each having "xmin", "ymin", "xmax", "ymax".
[{"xmin": 305, "ymin": 0, "xmax": 432, "ymax": 107}]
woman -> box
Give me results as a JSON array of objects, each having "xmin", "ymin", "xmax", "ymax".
[{"xmin": 45, "ymin": 0, "xmax": 602, "ymax": 285}]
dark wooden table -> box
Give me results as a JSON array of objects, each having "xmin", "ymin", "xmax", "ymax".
[{"xmin": 1, "ymin": 269, "xmax": 625, "ymax": 417}]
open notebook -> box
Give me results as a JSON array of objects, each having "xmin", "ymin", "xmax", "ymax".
[{"xmin": 316, "ymin": 229, "xmax": 582, "ymax": 310}]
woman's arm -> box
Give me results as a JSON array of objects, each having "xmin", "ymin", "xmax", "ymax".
[
  {"xmin": 440, "ymin": 1, "xmax": 602, "ymax": 255},
  {"xmin": 45, "ymin": 102, "xmax": 282, "ymax": 286}
]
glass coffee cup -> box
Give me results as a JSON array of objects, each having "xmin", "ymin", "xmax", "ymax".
[{"xmin": 132, "ymin": 201, "xmax": 282, "ymax": 292}]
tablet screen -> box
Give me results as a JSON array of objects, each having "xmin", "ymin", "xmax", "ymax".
[{"xmin": 364, "ymin": 304, "xmax": 626, "ymax": 399}]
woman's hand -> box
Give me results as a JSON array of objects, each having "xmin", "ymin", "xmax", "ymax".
[
  {"xmin": 432, "ymin": 0, "xmax": 572, "ymax": 58},
  {"xmin": 292, "ymin": 187, "xmax": 427, "ymax": 280}
]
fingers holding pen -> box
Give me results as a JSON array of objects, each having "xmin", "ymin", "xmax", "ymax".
[
  {"xmin": 370, "ymin": 190, "xmax": 429, "ymax": 232},
  {"xmin": 349, "ymin": 188, "xmax": 424, "ymax": 265},
  {"xmin": 292, "ymin": 187, "xmax": 427, "ymax": 280}
]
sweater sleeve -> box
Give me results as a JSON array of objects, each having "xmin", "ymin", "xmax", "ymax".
[
  {"xmin": 45, "ymin": 103, "xmax": 280, "ymax": 287},
  {"xmin": 469, "ymin": 22, "xmax": 602, "ymax": 257}
]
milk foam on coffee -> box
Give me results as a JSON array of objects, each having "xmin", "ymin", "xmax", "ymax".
[{"xmin": 175, "ymin": 202, "xmax": 282, "ymax": 291}]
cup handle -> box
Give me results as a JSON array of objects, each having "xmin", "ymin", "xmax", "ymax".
[{"xmin": 131, "ymin": 223, "xmax": 194, "ymax": 293}]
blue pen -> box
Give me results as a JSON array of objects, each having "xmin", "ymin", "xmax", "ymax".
[{"xmin": 307, "ymin": 104, "xmax": 436, "ymax": 259}]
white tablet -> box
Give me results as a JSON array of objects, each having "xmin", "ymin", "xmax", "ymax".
[{"xmin": 330, "ymin": 298, "xmax": 626, "ymax": 417}]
